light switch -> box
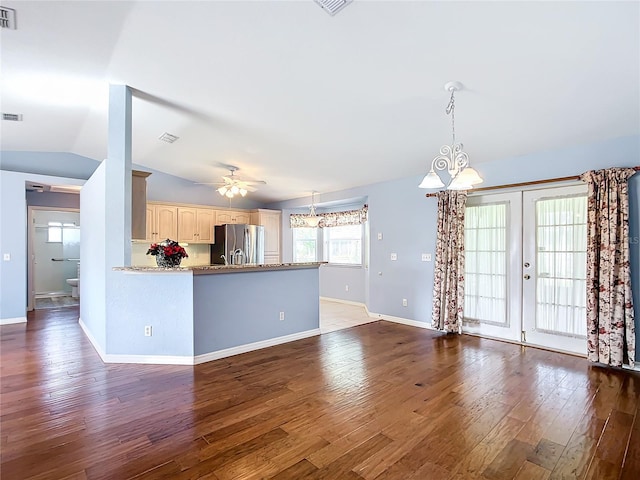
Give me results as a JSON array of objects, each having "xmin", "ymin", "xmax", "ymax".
[
  {"xmin": 377, "ymin": 233, "xmax": 383, "ymax": 240},
  {"xmin": 390, "ymin": 253, "xmax": 397, "ymax": 261},
  {"xmin": 3, "ymin": 253, "xmax": 10, "ymax": 261}
]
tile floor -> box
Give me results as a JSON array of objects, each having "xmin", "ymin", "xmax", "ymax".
[{"xmin": 319, "ymin": 298, "xmax": 377, "ymax": 333}]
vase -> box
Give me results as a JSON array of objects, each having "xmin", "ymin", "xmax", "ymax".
[{"xmin": 155, "ymin": 255, "xmax": 182, "ymax": 268}]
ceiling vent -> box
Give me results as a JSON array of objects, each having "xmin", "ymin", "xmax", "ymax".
[
  {"xmin": 0, "ymin": 6, "xmax": 16, "ymax": 29},
  {"xmin": 314, "ymin": 0, "xmax": 352, "ymax": 16},
  {"xmin": 159, "ymin": 132, "xmax": 179, "ymax": 143},
  {"xmin": 3, "ymin": 113, "xmax": 23, "ymax": 121}
]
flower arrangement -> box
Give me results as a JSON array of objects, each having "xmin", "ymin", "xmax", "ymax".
[{"xmin": 146, "ymin": 239, "xmax": 188, "ymax": 267}]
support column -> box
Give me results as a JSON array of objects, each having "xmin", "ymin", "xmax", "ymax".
[{"xmin": 105, "ymin": 84, "xmax": 132, "ymax": 267}]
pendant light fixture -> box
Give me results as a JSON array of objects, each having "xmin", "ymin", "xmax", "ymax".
[
  {"xmin": 305, "ymin": 191, "xmax": 322, "ymax": 227},
  {"xmin": 418, "ymin": 81, "xmax": 483, "ymax": 190}
]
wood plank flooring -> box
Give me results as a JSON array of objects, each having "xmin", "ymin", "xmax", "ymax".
[{"xmin": 1, "ymin": 305, "xmax": 639, "ymax": 479}]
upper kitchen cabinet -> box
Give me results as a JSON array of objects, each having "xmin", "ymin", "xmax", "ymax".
[
  {"xmin": 215, "ymin": 210, "xmax": 250, "ymax": 225},
  {"xmin": 131, "ymin": 170, "xmax": 152, "ymax": 240},
  {"xmin": 177, "ymin": 207, "xmax": 215, "ymax": 243},
  {"xmin": 252, "ymin": 209, "xmax": 282, "ymax": 262},
  {"xmin": 147, "ymin": 203, "xmax": 178, "ymax": 242}
]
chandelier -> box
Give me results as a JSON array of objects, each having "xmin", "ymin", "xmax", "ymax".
[
  {"xmin": 305, "ymin": 191, "xmax": 322, "ymax": 227},
  {"xmin": 418, "ymin": 81, "xmax": 483, "ymax": 190}
]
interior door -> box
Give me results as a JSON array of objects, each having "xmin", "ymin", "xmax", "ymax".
[
  {"xmin": 522, "ymin": 185, "xmax": 588, "ymax": 355},
  {"xmin": 463, "ymin": 185, "xmax": 588, "ymax": 356}
]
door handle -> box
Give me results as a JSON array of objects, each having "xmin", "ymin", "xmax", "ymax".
[{"xmin": 524, "ymin": 274, "xmax": 531, "ymax": 280}]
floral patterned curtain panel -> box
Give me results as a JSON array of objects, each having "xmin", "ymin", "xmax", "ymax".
[
  {"xmin": 290, "ymin": 205, "xmax": 368, "ymax": 228},
  {"xmin": 581, "ymin": 168, "xmax": 636, "ymax": 367},
  {"xmin": 432, "ymin": 191, "xmax": 467, "ymax": 333}
]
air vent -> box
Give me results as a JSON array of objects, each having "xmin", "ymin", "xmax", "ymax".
[
  {"xmin": 3, "ymin": 113, "xmax": 23, "ymax": 121},
  {"xmin": 159, "ymin": 132, "xmax": 179, "ymax": 143},
  {"xmin": 314, "ymin": 0, "xmax": 352, "ymax": 16},
  {"xmin": 0, "ymin": 6, "xmax": 17, "ymax": 29}
]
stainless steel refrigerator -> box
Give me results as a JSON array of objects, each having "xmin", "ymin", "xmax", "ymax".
[{"xmin": 210, "ymin": 224, "xmax": 264, "ymax": 265}]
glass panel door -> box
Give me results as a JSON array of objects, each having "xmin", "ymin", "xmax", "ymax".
[
  {"xmin": 463, "ymin": 192, "xmax": 522, "ymax": 342},
  {"xmin": 522, "ymin": 185, "xmax": 588, "ymax": 355}
]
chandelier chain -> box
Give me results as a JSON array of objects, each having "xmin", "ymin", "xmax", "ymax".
[{"xmin": 446, "ymin": 89, "xmax": 456, "ymax": 146}]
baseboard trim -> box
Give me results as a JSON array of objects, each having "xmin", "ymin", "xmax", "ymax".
[
  {"xmin": 102, "ymin": 353, "xmax": 194, "ymax": 365},
  {"xmin": 194, "ymin": 328, "xmax": 321, "ymax": 365},
  {"xmin": 78, "ymin": 318, "xmax": 108, "ymax": 362},
  {"xmin": 79, "ymin": 317, "xmax": 320, "ymax": 366},
  {"xmin": 0, "ymin": 316, "xmax": 27, "ymax": 325},
  {"xmin": 367, "ymin": 311, "xmax": 436, "ymax": 330},
  {"xmin": 320, "ymin": 297, "xmax": 366, "ymax": 308}
]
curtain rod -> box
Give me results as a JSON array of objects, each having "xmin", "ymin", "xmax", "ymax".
[{"xmin": 424, "ymin": 166, "xmax": 640, "ymax": 197}]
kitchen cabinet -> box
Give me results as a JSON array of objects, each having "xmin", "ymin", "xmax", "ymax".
[
  {"xmin": 177, "ymin": 208, "xmax": 215, "ymax": 243},
  {"xmin": 147, "ymin": 204, "xmax": 178, "ymax": 241},
  {"xmin": 215, "ymin": 210, "xmax": 250, "ymax": 225},
  {"xmin": 252, "ymin": 209, "xmax": 282, "ymax": 262},
  {"xmin": 131, "ymin": 170, "xmax": 151, "ymax": 240}
]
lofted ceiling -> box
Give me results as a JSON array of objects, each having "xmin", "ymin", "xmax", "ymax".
[{"xmin": 1, "ymin": 0, "xmax": 639, "ymax": 203}]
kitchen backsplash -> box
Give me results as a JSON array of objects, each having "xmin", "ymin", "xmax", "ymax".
[{"xmin": 131, "ymin": 243, "xmax": 212, "ymax": 267}]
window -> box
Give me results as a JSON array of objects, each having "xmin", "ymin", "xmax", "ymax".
[
  {"xmin": 464, "ymin": 202, "xmax": 508, "ymax": 324},
  {"xmin": 293, "ymin": 227, "xmax": 318, "ymax": 262},
  {"xmin": 323, "ymin": 224, "xmax": 362, "ymax": 265},
  {"xmin": 47, "ymin": 222, "xmax": 63, "ymax": 243}
]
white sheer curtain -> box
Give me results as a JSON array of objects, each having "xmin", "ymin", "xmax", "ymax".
[
  {"xmin": 535, "ymin": 196, "xmax": 587, "ymax": 337},
  {"xmin": 464, "ymin": 203, "xmax": 507, "ymax": 324}
]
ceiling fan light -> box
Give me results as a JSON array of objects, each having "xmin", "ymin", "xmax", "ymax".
[
  {"xmin": 225, "ymin": 190, "xmax": 234, "ymax": 198},
  {"xmin": 418, "ymin": 170, "xmax": 445, "ymax": 189},
  {"xmin": 217, "ymin": 186, "xmax": 228, "ymax": 196},
  {"xmin": 239, "ymin": 188, "xmax": 247, "ymax": 197},
  {"xmin": 230, "ymin": 184, "xmax": 239, "ymax": 194}
]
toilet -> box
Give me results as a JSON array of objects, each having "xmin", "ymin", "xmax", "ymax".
[
  {"xmin": 66, "ymin": 278, "xmax": 79, "ymax": 298},
  {"xmin": 66, "ymin": 263, "xmax": 80, "ymax": 298}
]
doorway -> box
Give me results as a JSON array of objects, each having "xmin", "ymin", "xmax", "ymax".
[
  {"xmin": 463, "ymin": 185, "xmax": 588, "ymax": 355},
  {"xmin": 28, "ymin": 208, "xmax": 81, "ymax": 310}
]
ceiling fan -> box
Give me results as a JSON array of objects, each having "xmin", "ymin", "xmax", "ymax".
[{"xmin": 198, "ymin": 166, "xmax": 266, "ymax": 198}]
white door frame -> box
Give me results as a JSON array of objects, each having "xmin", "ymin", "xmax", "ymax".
[
  {"xmin": 463, "ymin": 183, "xmax": 588, "ymax": 356},
  {"xmin": 27, "ymin": 206, "xmax": 80, "ymax": 311}
]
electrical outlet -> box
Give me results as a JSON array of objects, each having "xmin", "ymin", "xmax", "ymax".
[
  {"xmin": 377, "ymin": 233, "xmax": 383, "ymax": 240},
  {"xmin": 144, "ymin": 325, "xmax": 152, "ymax": 337},
  {"xmin": 402, "ymin": 299, "xmax": 408, "ymax": 307},
  {"xmin": 421, "ymin": 253, "xmax": 432, "ymax": 262},
  {"xmin": 345, "ymin": 285, "xmax": 349, "ymax": 292},
  {"xmin": 390, "ymin": 253, "xmax": 397, "ymax": 261},
  {"xmin": 3, "ymin": 253, "xmax": 10, "ymax": 261},
  {"xmin": 279, "ymin": 311, "xmax": 285, "ymax": 321}
]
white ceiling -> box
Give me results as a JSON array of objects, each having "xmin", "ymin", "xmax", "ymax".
[{"xmin": 2, "ymin": 0, "xmax": 639, "ymax": 203}]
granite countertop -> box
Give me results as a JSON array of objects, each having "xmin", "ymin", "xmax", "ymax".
[{"xmin": 114, "ymin": 262, "xmax": 326, "ymax": 275}]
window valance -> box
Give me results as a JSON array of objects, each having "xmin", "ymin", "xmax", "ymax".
[{"xmin": 290, "ymin": 204, "xmax": 368, "ymax": 228}]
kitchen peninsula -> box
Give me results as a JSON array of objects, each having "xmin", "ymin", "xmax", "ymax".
[{"xmin": 82, "ymin": 263, "xmax": 324, "ymax": 365}]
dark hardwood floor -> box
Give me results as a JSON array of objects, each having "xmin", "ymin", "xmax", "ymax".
[{"xmin": 1, "ymin": 306, "xmax": 639, "ymax": 479}]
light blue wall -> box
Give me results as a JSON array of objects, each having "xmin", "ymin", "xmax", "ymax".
[
  {"xmin": 0, "ymin": 151, "xmax": 100, "ymax": 179},
  {"xmin": 193, "ymin": 268, "xmax": 319, "ymax": 355},
  {"xmin": 320, "ymin": 266, "xmax": 366, "ymax": 303},
  {"xmin": 270, "ymin": 135, "xmax": 640, "ymax": 354},
  {"xmin": 80, "ymin": 162, "xmax": 107, "ymax": 350},
  {"xmin": 144, "ymin": 165, "xmax": 264, "ymax": 209},
  {"xmin": 26, "ymin": 191, "xmax": 80, "ymax": 209},
  {"xmin": 108, "ymin": 271, "xmax": 194, "ymax": 356},
  {"xmin": 0, "ymin": 171, "xmax": 84, "ymax": 322}
]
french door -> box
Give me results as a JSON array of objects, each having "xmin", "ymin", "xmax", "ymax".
[{"xmin": 463, "ymin": 185, "xmax": 588, "ymax": 355}]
